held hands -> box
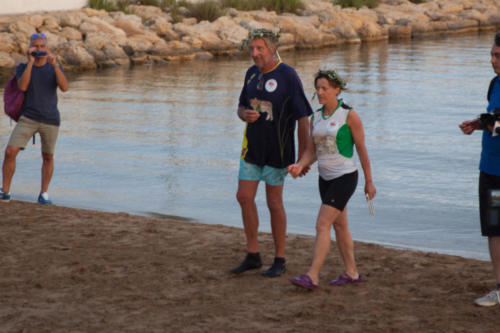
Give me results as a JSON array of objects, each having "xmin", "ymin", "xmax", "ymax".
[
  {"xmin": 299, "ymin": 165, "xmax": 310, "ymax": 177},
  {"xmin": 287, "ymin": 164, "xmax": 303, "ymax": 179}
]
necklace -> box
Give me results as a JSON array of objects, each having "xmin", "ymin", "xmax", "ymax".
[{"xmin": 322, "ymin": 100, "xmax": 342, "ymax": 119}]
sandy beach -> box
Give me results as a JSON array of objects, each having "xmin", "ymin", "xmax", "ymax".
[{"xmin": 0, "ymin": 200, "xmax": 499, "ymax": 332}]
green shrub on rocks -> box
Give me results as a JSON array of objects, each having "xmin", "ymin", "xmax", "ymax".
[
  {"xmin": 89, "ymin": 0, "xmax": 305, "ymax": 18},
  {"xmin": 88, "ymin": 0, "xmax": 131, "ymax": 11},
  {"xmin": 220, "ymin": 0, "xmax": 305, "ymax": 14},
  {"xmin": 167, "ymin": 0, "xmax": 305, "ymax": 22},
  {"xmin": 139, "ymin": 0, "xmax": 172, "ymax": 7},
  {"xmin": 334, "ymin": 0, "xmax": 379, "ymax": 9},
  {"xmin": 88, "ymin": 0, "xmax": 119, "ymax": 11},
  {"xmin": 184, "ymin": 1, "xmax": 224, "ymax": 22}
]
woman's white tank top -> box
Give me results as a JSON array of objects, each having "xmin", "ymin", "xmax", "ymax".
[{"xmin": 312, "ymin": 102, "xmax": 357, "ymax": 180}]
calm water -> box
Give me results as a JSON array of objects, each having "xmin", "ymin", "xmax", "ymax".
[{"xmin": 0, "ymin": 32, "xmax": 496, "ymax": 260}]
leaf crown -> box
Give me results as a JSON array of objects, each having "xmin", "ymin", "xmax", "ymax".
[
  {"xmin": 315, "ymin": 69, "xmax": 347, "ymax": 90},
  {"xmin": 241, "ymin": 28, "xmax": 280, "ymax": 50}
]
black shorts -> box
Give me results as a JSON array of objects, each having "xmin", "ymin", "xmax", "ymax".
[
  {"xmin": 319, "ymin": 171, "xmax": 358, "ymax": 211},
  {"xmin": 479, "ymin": 171, "xmax": 500, "ymax": 236}
]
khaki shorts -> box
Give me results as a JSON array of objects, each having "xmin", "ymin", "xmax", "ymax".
[{"xmin": 8, "ymin": 116, "xmax": 59, "ymax": 155}]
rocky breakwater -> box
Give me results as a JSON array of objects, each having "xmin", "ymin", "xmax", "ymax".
[{"xmin": 0, "ymin": 0, "xmax": 499, "ymax": 72}]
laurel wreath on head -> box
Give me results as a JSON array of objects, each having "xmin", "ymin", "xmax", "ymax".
[
  {"xmin": 315, "ymin": 69, "xmax": 347, "ymax": 90},
  {"xmin": 241, "ymin": 28, "xmax": 281, "ymax": 50}
]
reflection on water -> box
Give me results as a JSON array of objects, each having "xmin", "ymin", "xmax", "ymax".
[{"xmin": 0, "ymin": 32, "xmax": 495, "ymax": 260}]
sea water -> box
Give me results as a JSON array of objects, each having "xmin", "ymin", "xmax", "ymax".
[{"xmin": 0, "ymin": 32, "xmax": 496, "ymax": 260}]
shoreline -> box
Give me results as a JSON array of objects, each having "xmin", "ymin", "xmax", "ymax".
[
  {"xmin": 4, "ymin": 196, "xmax": 491, "ymax": 262},
  {"xmin": 1, "ymin": 199, "xmax": 499, "ymax": 331}
]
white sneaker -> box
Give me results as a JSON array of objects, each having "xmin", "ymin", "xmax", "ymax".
[{"xmin": 474, "ymin": 290, "xmax": 500, "ymax": 307}]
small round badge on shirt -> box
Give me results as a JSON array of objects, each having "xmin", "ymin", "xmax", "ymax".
[{"xmin": 265, "ymin": 79, "xmax": 278, "ymax": 93}]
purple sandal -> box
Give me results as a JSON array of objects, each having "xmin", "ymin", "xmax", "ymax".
[
  {"xmin": 329, "ymin": 274, "xmax": 364, "ymax": 286},
  {"xmin": 290, "ymin": 274, "xmax": 318, "ymax": 290}
]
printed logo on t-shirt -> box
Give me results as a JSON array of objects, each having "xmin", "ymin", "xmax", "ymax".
[
  {"xmin": 250, "ymin": 98, "xmax": 273, "ymax": 121},
  {"xmin": 265, "ymin": 79, "xmax": 278, "ymax": 93}
]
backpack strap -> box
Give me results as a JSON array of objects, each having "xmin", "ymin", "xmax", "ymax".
[{"xmin": 487, "ymin": 76, "xmax": 499, "ymax": 102}]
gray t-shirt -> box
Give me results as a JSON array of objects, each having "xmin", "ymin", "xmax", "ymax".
[{"xmin": 16, "ymin": 62, "xmax": 61, "ymax": 126}]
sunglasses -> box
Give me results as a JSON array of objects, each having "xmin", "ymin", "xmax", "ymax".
[
  {"xmin": 257, "ymin": 73, "xmax": 264, "ymax": 91},
  {"xmin": 30, "ymin": 33, "xmax": 46, "ymax": 39}
]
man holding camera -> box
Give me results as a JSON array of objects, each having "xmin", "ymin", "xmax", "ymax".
[
  {"xmin": 460, "ymin": 32, "xmax": 500, "ymax": 306},
  {"xmin": 1, "ymin": 33, "xmax": 68, "ymax": 205}
]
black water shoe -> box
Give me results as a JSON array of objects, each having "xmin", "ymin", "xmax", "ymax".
[
  {"xmin": 262, "ymin": 257, "xmax": 286, "ymax": 277},
  {"xmin": 231, "ymin": 253, "xmax": 262, "ymax": 274}
]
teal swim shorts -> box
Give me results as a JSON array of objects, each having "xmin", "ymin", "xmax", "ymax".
[{"xmin": 238, "ymin": 159, "xmax": 287, "ymax": 186}]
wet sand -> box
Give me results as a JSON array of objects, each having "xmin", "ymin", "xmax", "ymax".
[{"xmin": 1, "ymin": 200, "xmax": 499, "ymax": 332}]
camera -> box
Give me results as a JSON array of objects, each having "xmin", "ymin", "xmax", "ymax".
[
  {"xmin": 479, "ymin": 108, "xmax": 500, "ymax": 136},
  {"xmin": 30, "ymin": 51, "xmax": 47, "ymax": 57}
]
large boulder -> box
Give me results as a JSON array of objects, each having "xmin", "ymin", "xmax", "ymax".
[
  {"xmin": 41, "ymin": 31, "xmax": 67, "ymax": 50},
  {"xmin": 41, "ymin": 16, "xmax": 61, "ymax": 33},
  {"xmin": 125, "ymin": 35, "xmax": 154, "ymax": 53},
  {"xmin": 236, "ymin": 17, "xmax": 274, "ymax": 32},
  {"xmin": 278, "ymin": 16, "xmax": 298, "ymax": 34},
  {"xmin": 358, "ymin": 21, "xmax": 388, "ymax": 41},
  {"xmin": 0, "ymin": 51, "xmax": 15, "ymax": 68},
  {"xmin": 437, "ymin": 2, "xmax": 464, "ymax": 15},
  {"xmin": 388, "ymin": 25, "xmax": 412, "ymax": 39},
  {"xmin": 84, "ymin": 32, "xmax": 113, "ymax": 50},
  {"xmin": 127, "ymin": 5, "xmax": 164, "ymax": 21},
  {"xmin": 486, "ymin": 13, "xmax": 500, "ymax": 26},
  {"xmin": 149, "ymin": 17, "xmax": 179, "ymax": 40},
  {"xmin": 458, "ymin": 9, "xmax": 489, "ymax": 25},
  {"xmin": 446, "ymin": 19, "xmax": 478, "ymax": 32},
  {"xmin": 80, "ymin": 17, "xmax": 126, "ymax": 38},
  {"xmin": 81, "ymin": 8, "xmax": 107, "ymax": 18},
  {"xmin": 8, "ymin": 21, "xmax": 36, "ymax": 37},
  {"xmin": 102, "ymin": 43, "xmax": 129, "ymax": 61},
  {"xmin": 0, "ymin": 33, "xmax": 19, "ymax": 53},
  {"xmin": 12, "ymin": 32, "xmax": 30, "ymax": 54},
  {"xmin": 332, "ymin": 22, "xmax": 360, "ymax": 42},
  {"xmin": 58, "ymin": 11, "xmax": 87, "ymax": 28},
  {"xmin": 130, "ymin": 31, "xmax": 162, "ymax": 44},
  {"xmin": 59, "ymin": 27, "xmax": 83, "ymax": 41},
  {"xmin": 113, "ymin": 15, "xmax": 144, "ymax": 36},
  {"xmin": 293, "ymin": 18, "xmax": 322, "ymax": 47},
  {"xmin": 249, "ymin": 11, "xmax": 279, "ymax": 25},
  {"xmin": 153, "ymin": 40, "xmax": 192, "ymax": 56},
  {"xmin": 58, "ymin": 40, "xmax": 96, "ymax": 70},
  {"xmin": 78, "ymin": 21, "xmax": 99, "ymax": 34},
  {"xmin": 213, "ymin": 16, "xmax": 248, "ymax": 46},
  {"xmin": 22, "ymin": 14, "xmax": 44, "ymax": 29},
  {"xmin": 375, "ymin": 3, "xmax": 430, "ymax": 26}
]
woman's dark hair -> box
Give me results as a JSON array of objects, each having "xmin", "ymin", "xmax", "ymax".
[
  {"xmin": 496, "ymin": 32, "xmax": 500, "ymax": 47},
  {"xmin": 314, "ymin": 70, "xmax": 347, "ymax": 90}
]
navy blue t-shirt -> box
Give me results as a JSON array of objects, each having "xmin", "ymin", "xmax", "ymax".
[
  {"xmin": 16, "ymin": 62, "xmax": 61, "ymax": 126},
  {"xmin": 480, "ymin": 76, "xmax": 500, "ymax": 176},
  {"xmin": 239, "ymin": 63, "xmax": 312, "ymax": 168}
]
